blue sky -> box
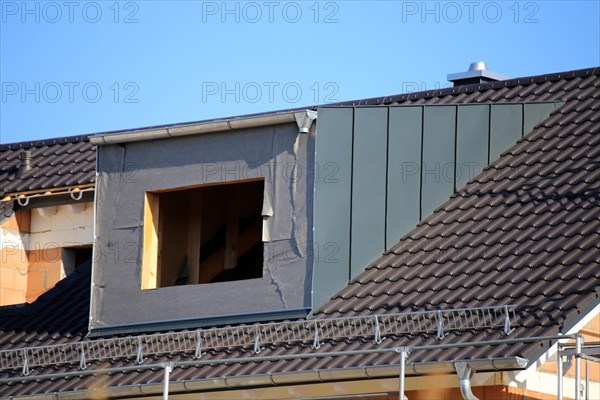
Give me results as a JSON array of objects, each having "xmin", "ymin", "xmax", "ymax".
[{"xmin": 0, "ymin": 0, "xmax": 599, "ymax": 143}]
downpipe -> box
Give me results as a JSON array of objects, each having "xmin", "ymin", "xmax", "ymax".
[
  {"xmin": 558, "ymin": 346, "xmax": 564, "ymax": 400},
  {"xmin": 163, "ymin": 362, "xmax": 173, "ymax": 400},
  {"xmin": 455, "ymin": 362, "xmax": 479, "ymax": 400},
  {"xmin": 575, "ymin": 335, "xmax": 582, "ymax": 400}
]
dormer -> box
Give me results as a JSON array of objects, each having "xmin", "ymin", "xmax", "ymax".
[{"xmin": 88, "ymin": 111, "xmax": 317, "ymax": 334}]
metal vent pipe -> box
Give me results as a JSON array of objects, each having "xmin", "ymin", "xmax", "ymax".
[{"xmin": 18, "ymin": 150, "xmax": 32, "ymax": 177}]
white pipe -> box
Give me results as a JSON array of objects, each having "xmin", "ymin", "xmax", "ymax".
[
  {"xmin": 398, "ymin": 347, "xmax": 406, "ymax": 400},
  {"xmin": 558, "ymin": 348, "xmax": 563, "ymax": 400},
  {"xmin": 585, "ymin": 358, "xmax": 589, "ymax": 400},
  {"xmin": 576, "ymin": 335, "xmax": 582, "ymax": 400},
  {"xmin": 163, "ymin": 362, "xmax": 172, "ymax": 400}
]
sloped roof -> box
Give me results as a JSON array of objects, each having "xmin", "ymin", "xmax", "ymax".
[
  {"xmin": 0, "ymin": 262, "xmax": 90, "ymax": 349},
  {"xmin": 0, "ymin": 135, "xmax": 95, "ymax": 197},
  {"xmin": 0, "ymin": 67, "xmax": 599, "ymax": 398}
]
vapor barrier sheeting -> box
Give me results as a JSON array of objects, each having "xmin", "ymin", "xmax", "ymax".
[{"xmin": 91, "ymin": 122, "xmax": 314, "ymax": 332}]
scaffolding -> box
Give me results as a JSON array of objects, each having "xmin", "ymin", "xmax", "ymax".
[
  {"xmin": 558, "ymin": 339, "xmax": 600, "ymax": 400},
  {"xmin": 0, "ymin": 305, "xmax": 516, "ymax": 374}
]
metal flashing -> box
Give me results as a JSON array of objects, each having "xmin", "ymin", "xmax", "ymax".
[
  {"xmin": 87, "ymin": 307, "xmax": 311, "ymax": 338},
  {"xmin": 313, "ymin": 101, "xmax": 562, "ymax": 311},
  {"xmin": 447, "ymin": 69, "xmax": 510, "ymax": 83}
]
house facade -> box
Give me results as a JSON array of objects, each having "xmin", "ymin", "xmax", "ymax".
[
  {"xmin": 0, "ymin": 65, "xmax": 598, "ymax": 399},
  {"xmin": 0, "ymin": 136, "xmax": 95, "ymax": 306}
]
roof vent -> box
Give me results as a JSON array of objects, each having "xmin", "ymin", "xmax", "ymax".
[
  {"xmin": 447, "ymin": 61, "xmax": 509, "ymax": 87},
  {"xmin": 17, "ymin": 150, "xmax": 32, "ymax": 177}
]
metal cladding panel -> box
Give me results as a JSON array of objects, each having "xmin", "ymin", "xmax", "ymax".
[
  {"xmin": 351, "ymin": 107, "xmax": 389, "ymax": 277},
  {"xmin": 456, "ymin": 104, "xmax": 490, "ymax": 190},
  {"xmin": 421, "ymin": 106, "xmax": 456, "ymax": 219},
  {"xmin": 490, "ymin": 104, "xmax": 523, "ymax": 161},
  {"xmin": 313, "ymin": 107, "xmax": 354, "ymax": 310},
  {"xmin": 313, "ymin": 101, "xmax": 559, "ymax": 310},
  {"xmin": 523, "ymin": 102, "xmax": 560, "ymax": 134},
  {"xmin": 386, "ymin": 106, "xmax": 422, "ymax": 248}
]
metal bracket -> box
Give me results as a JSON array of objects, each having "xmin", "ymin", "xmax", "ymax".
[
  {"xmin": 136, "ymin": 337, "xmax": 144, "ymax": 364},
  {"xmin": 503, "ymin": 305, "xmax": 515, "ymax": 335},
  {"xmin": 69, "ymin": 188, "xmax": 83, "ymax": 201},
  {"xmin": 194, "ymin": 331, "xmax": 202, "ymax": 358},
  {"xmin": 313, "ymin": 321, "xmax": 321, "ymax": 350},
  {"xmin": 562, "ymin": 354, "xmax": 573, "ymax": 375},
  {"xmin": 374, "ymin": 316, "xmax": 384, "ymax": 344},
  {"xmin": 294, "ymin": 110, "xmax": 317, "ymax": 134},
  {"xmin": 16, "ymin": 195, "xmax": 29, "ymax": 207},
  {"xmin": 253, "ymin": 328, "xmax": 261, "ymax": 354},
  {"xmin": 21, "ymin": 349, "xmax": 29, "ymax": 376},
  {"xmin": 455, "ymin": 362, "xmax": 473, "ymax": 379},
  {"xmin": 395, "ymin": 346, "xmax": 412, "ymax": 357},
  {"xmin": 436, "ymin": 310, "xmax": 447, "ymax": 339},
  {"xmin": 79, "ymin": 344, "xmax": 87, "ymax": 370}
]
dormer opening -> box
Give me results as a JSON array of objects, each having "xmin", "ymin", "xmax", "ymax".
[{"xmin": 141, "ymin": 179, "xmax": 264, "ymax": 289}]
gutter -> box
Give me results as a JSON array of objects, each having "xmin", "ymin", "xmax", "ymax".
[
  {"xmin": 3, "ymin": 357, "xmax": 527, "ymax": 400},
  {"xmin": 89, "ymin": 110, "xmax": 316, "ymax": 146}
]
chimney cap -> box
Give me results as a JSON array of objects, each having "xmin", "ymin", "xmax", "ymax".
[
  {"xmin": 447, "ymin": 61, "xmax": 509, "ymax": 86},
  {"xmin": 468, "ymin": 61, "xmax": 488, "ymax": 71}
]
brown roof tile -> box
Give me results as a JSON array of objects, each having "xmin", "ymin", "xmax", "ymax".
[{"xmin": 0, "ymin": 135, "xmax": 95, "ymax": 196}]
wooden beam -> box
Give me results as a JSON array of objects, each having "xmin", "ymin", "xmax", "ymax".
[
  {"xmin": 141, "ymin": 192, "xmax": 159, "ymax": 289},
  {"xmin": 198, "ymin": 219, "xmax": 261, "ymax": 283},
  {"xmin": 186, "ymin": 190, "xmax": 202, "ymax": 285},
  {"xmin": 148, "ymin": 178, "xmax": 263, "ymax": 194},
  {"xmin": 224, "ymin": 186, "xmax": 239, "ymax": 270}
]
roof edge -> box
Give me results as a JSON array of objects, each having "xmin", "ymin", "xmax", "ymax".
[
  {"xmin": 89, "ymin": 110, "xmax": 300, "ymax": 145},
  {"xmin": 1, "ymin": 357, "xmax": 527, "ymax": 399},
  {"xmin": 514, "ymin": 299, "xmax": 600, "ymax": 383}
]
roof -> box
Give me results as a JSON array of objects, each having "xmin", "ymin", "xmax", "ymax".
[
  {"xmin": 0, "ymin": 261, "xmax": 91, "ymax": 349},
  {"xmin": 0, "ymin": 135, "xmax": 95, "ymax": 197},
  {"xmin": 1, "ymin": 66, "xmax": 599, "ymax": 398}
]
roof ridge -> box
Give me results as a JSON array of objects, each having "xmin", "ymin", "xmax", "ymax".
[
  {"xmin": 334, "ymin": 66, "xmax": 600, "ymax": 106},
  {"xmin": 0, "ymin": 134, "xmax": 91, "ymax": 151}
]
